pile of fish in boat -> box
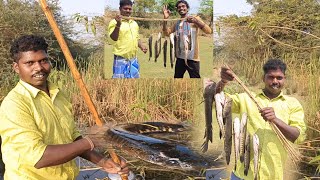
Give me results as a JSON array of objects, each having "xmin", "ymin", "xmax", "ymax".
[
  {"xmin": 148, "ymin": 32, "xmax": 175, "ymax": 68},
  {"xmin": 202, "ymin": 80, "xmax": 260, "ymax": 180}
]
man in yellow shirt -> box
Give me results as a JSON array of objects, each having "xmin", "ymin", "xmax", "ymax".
[
  {"xmin": 108, "ymin": 0, "xmax": 147, "ymax": 78},
  {"xmin": 162, "ymin": 0, "xmax": 212, "ymax": 78},
  {"xmin": 215, "ymin": 59, "xmax": 306, "ymax": 179},
  {"xmin": 0, "ymin": 35, "xmax": 129, "ymax": 179}
]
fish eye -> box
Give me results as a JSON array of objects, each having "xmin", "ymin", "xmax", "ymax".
[{"xmin": 168, "ymin": 159, "xmax": 179, "ymax": 165}]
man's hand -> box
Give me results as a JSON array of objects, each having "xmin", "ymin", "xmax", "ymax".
[
  {"xmin": 115, "ymin": 14, "xmax": 122, "ymax": 26},
  {"xmin": 259, "ymin": 107, "xmax": 278, "ymax": 123},
  {"xmin": 140, "ymin": 45, "xmax": 148, "ymax": 54},
  {"xmin": 163, "ymin": 5, "xmax": 170, "ymax": 19},
  {"xmin": 98, "ymin": 157, "xmax": 129, "ymax": 175},
  {"xmin": 220, "ymin": 66, "xmax": 234, "ymax": 84},
  {"xmin": 186, "ymin": 16, "xmax": 198, "ymax": 23}
]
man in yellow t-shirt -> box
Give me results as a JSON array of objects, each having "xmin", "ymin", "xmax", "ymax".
[
  {"xmin": 162, "ymin": 0, "xmax": 212, "ymax": 78},
  {"xmin": 0, "ymin": 35, "xmax": 129, "ymax": 179},
  {"xmin": 108, "ymin": 0, "xmax": 147, "ymax": 78},
  {"xmin": 214, "ymin": 59, "xmax": 306, "ymax": 179}
]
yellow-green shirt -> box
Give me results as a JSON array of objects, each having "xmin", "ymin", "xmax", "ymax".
[
  {"xmin": 0, "ymin": 80, "xmax": 81, "ymax": 180},
  {"xmin": 228, "ymin": 90, "xmax": 306, "ymax": 180},
  {"xmin": 108, "ymin": 19, "xmax": 140, "ymax": 59}
]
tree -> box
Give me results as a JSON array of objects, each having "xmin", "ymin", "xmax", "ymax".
[
  {"xmin": 199, "ymin": 0, "xmax": 213, "ymax": 26},
  {"xmin": 0, "ymin": 0, "xmax": 94, "ymax": 95}
]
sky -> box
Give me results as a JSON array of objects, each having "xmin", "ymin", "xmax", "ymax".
[
  {"xmin": 214, "ymin": 0, "xmax": 253, "ymax": 18},
  {"xmin": 60, "ymin": 0, "xmax": 252, "ymax": 17}
]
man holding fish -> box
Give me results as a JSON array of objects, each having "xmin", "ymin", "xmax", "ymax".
[
  {"xmin": 162, "ymin": 0, "xmax": 212, "ymax": 78},
  {"xmin": 108, "ymin": 0, "xmax": 147, "ymax": 78},
  {"xmin": 214, "ymin": 59, "xmax": 306, "ymax": 179}
]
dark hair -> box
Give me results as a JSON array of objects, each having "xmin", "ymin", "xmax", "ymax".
[
  {"xmin": 263, "ymin": 59, "xmax": 287, "ymax": 75},
  {"xmin": 120, "ymin": 0, "xmax": 133, "ymax": 7},
  {"xmin": 10, "ymin": 35, "xmax": 48, "ymax": 62},
  {"xmin": 176, "ymin": 0, "xmax": 189, "ymax": 9}
]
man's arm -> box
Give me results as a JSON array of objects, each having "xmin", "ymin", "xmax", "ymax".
[
  {"xmin": 162, "ymin": 5, "xmax": 174, "ymax": 36},
  {"xmin": 34, "ymin": 138, "xmax": 92, "ymax": 168},
  {"xmin": 35, "ymin": 136, "xmax": 129, "ymax": 174},
  {"xmin": 109, "ymin": 15, "xmax": 122, "ymax": 41},
  {"xmin": 138, "ymin": 40, "xmax": 147, "ymax": 54},
  {"xmin": 260, "ymin": 107, "xmax": 300, "ymax": 142},
  {"xmin": 186, "ymin": 16, "xmax": 212, "ymax": 34}
]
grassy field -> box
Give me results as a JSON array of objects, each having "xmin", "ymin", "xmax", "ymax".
[{"xmin": 104, "ymin": 36, "xmax": 213, "ymax": 78}]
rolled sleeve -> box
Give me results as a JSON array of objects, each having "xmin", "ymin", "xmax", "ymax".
[
  {"xmin": 107, "ymin": 19, "xmax": 117, "ymax": 45},
  {"xmin": 0, "ymin": 99, "xmax": 47, "ymax": 167},
  {"xmin": 288, "ymin": 102, "xmax": 306, "ymax": 144},
  {"xmin": 195, "ymin": 16, "xmax": 212, "ymax": 34}
]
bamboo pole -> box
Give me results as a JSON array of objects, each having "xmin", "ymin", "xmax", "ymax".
[
  {"xmin": 39, "ymin": 1, "xmax": 127, "ymax": 179},
  {"xmin": 105, "ymin": 15, "xmax": 185, "ymax": 22}
]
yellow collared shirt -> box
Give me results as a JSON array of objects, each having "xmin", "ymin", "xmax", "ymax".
[
  {"xmin": 0, "ymin": 80, "xmax": 81, "ymax": 180},
  {"xmin": 108, "ymin": 19, "xmax": 140, "ymax": 59},
  {"xmin": 228, "ymin": 90, "xmax": 306, "ymax": 180}
]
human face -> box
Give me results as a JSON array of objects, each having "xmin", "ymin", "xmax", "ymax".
[
  {"xmin": 177, "ymin": 2, "xmax": 188, "ymax": 17},
  {"xmin": 119, "ymin": 5, "xmax": 132, "ymax": 17},
  {"xmin": 262, "ymin": 68, "xmax": 285, "ymax": 99},
  {"xmin": 13, "ymin": 50, "xmax": 51, "ymax": 92}
]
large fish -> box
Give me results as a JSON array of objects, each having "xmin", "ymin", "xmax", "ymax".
[
  {"xmin": 223, "ymin": 96, "xmax": 233, "ymax": 165},
  {"xmin": 239, "ymin": 112, "xmax": 248, "ymax": 162},
  {"xmin": 169, "ymin": 33, "xmax": 175, "ymax": 68},
  {"xmin": 244, "ymin": 134, "xmax": 251, "ymax": 176},
  {"xmin": 233, "ymin": 117, "xmax": 241, "ymax": 171},
  {"xmin": 201, "ymin": 79, "xmax": 216, "ymax": 153},
  {"xmin": 148, "ymin": 35, "xmax": 152, "ymax": 61},
  {"xmin": 106, "ymin": 122, "xmax": 215, "ymax": 172},
  {"xmin": 182, "ymin": 33, "xmax": 189, "ymax": 67},
  {"xmin": 163, "ymin": 39, "xmax": 168, "ymax": 67},
  {"xmin": 253, "ymin": 134, "xmax": 260, "ymax": 180},
  {"xmin": 214, "ymin": 92, "xmax": 225, "ymax": 139}
]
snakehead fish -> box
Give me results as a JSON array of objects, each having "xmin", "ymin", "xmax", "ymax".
[
  {"xmin": 148, "ymin": 35, "xmax": 152, "ymax": 61},
  {"xmin": 105, "ymin": 122, "xmax": 214, "ymax": 172},
  {"xmin": 239, "ymin": 112, "xmax": 248, "ymax": 163},
  {"xmin": 233, "ymin": 117, "xmax": 241, "ymax": 171},
  {"xmin": 253, "ymin": 134, "xmax": 260, "ymax": 180},
  {"xmin": 163, "ymin": 39, "xmax": 168, "ymax": 67},
  {"xmin": 244, "ymin": 134, "xmax": 251, "ymax": 176},
  {"xmin": 214, "ymin": 92, "xmax": 225, "ymax": 139},
  {"xmin": 223, "ymin": 96, "xmax": 233, "ymax": 165},
  {"xmin": 201, "ymin": 79, "xmax": 216, "ymax": 153},
  {"xmin": 169, "ymin": 33, "xmax": 175, "ymax": 68},
  {"xmin": 154, "ymin": 32, "xmax": 161, "ymax": 62}
]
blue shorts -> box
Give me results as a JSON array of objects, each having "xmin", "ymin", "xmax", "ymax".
[{"xmin": 112, "ymin": 55, "xmax": 140, "ymax": 78}]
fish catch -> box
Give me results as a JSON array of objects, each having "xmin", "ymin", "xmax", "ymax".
[
  {"xmin": 148, "ymin": 35, "xmax": 152, "ymax": 61},
  {"xmin": 214, "ymin": 92, "xmax": 226, "ymax": 139},
  {"xmin": 239, "ymin": 112, "xmax": 248, "ymax": 162},
  {"xmin": 105, "ymin": 122, "xmax": 217, "ymax": 172},
  {"xmin": 253, "ymin": 134, "xmax": 260, "ymax": 180},
  {"xmin": 163, "ymin": 39, "xmax": 168, "ymax": 67},
  {"xmin": 201, "ymin": 79, "xmax": 216, "ymax": 153},
  {"xmin": 223, "ymin": 96, "xmax": 233, "ymax": 165},
  {"xmin": 244, "ymin": 134, "xmax": 251, "ymax": 176},
  {"xmin": 169, "ymin": 33, "xmax": 175, "ymax": 68},
  {"xmin": 154, "ymin": 32, "xmax": 161, "ymax": 62},
  {"xmin": 233, "ymin": 117, "xmax": 241, "ymax": 171}
]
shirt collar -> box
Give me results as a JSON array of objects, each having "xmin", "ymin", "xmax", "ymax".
[
  {"xmin": 257, "ymin": 89, "xmax": 286, "ymax": 101},
  {"xmin": 19, "ymin": 80, "xmax": 60, "ymax": 99}
]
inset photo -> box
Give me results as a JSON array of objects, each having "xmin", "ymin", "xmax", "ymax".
[{"xmin": 104, "ymin": 0, "xmax": 213, "ymax": 78}]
